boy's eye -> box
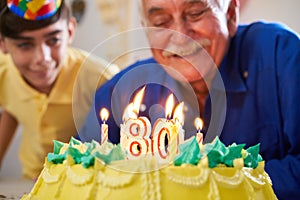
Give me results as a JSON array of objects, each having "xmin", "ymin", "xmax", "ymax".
[
  {"xmin": 17, "ymin": 42, "xmax": 33, "ymax": 49},
  {"xmin": 47, "ymin": 37, "xmax": 61, "ymax": 46}
]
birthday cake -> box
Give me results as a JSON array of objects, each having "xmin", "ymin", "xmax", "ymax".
[
  {"xmin": 21, "ymin": 136, "xmax": 277, "ymax": 200},
  {"xmin": 21, "ymin": 88, "xmax": 277, "ymax": 200}
]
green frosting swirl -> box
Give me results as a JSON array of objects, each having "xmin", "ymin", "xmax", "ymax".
[
  {"xmin": 174, "ymin": 136, "xmax": 201, "ymax": 166},
  {"xmin": 53, "ymin": 140, "xmax": 64, "ymax": 154},
  {"xmin": 94, "ymin": 144, "xmax": 126, "ymax": 164},
  {"xmin": 47, "ymin": 137, "xmax": 263, "ymax": 169},
  {"xmin": 173, "ymin": 137, "xmax": 262, "ymax": 169},
  {"xmin": 47, "ymin": 138, "xmax": 125, "ymax": 168},
  {"xmin": 205, "ymin": 137, "xmax": 228, "ymax": 168},
  {"xmin": 47, "ymin": 152, "xmax": 66, "ymax": 164},
  {"xmin": 223, "ymin": 143, "xmax": 245, "ymax": 167},
  {"xmin": 244, "ymin": 144, "xmax": 262, "ymax": 168}
]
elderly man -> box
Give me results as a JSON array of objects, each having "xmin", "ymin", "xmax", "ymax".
[{"xmin": 81, "ymin": 0, "xmax": 300, "ymax": 199}]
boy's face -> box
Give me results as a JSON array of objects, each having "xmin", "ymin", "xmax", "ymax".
[{"xmin": 0, "ymin": 17, "xmax": 76, "ymax": 94}]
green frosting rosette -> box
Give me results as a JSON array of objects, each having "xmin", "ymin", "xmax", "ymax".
[
  {"xmin": 94, "ymin": 144, "xmax": 126, "ymax": 164},
  {"xmin": 243, "ymin": 144, "xmax": 263, "ymax": 168},
  {"xmin": 223, "ymin": 143, "xmax": 245, "ymax": 167},
  {"xmin": 174, "ymin": 136, "xmax": 202, "ymax": 166},
  {"xmin": 47, "ymin": 138, "xmax": 126, "ymax": 168},
  {"xmin": 47, "ymin": 140, "xmax": 67, "ymax": 164},
  {"xmin": 47, "ymin": 137, "xmax": 263, "ymax": 169},
  {"xmin": 172, "ymin": 136, "xmax": 263, "ymax": 169},
  {"xmin": 205, "ymin": 137, "xmax": 228, "ymax": 168}
]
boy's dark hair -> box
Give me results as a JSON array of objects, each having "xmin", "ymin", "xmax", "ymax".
[{"xmin": 0, "ymin": 0, "xmax": 70, "ymax": 38}]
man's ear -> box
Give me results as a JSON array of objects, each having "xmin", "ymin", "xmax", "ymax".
[
  {"xmin": 67, "ymin": 17, "xmax": 77, "ymax": 44},
  {"xmin": 226, "ymin": 0, "xmax": 239, "ymax": 37},
  {"xmin": 0, "ymin": 35, "xmax": 8, "ymax": 54}
]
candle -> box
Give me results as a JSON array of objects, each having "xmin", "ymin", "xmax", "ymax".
[
  {"xmin": 173, "ymin": 102, "xmax": 185, "ymax": 144},
  {"xmin": 152, "ymin": 119, "xmax": 172, "ymax": 163},
  {"xmin": 122, "ymin": 116, "xmax": 151, "ymax": 159},
  {"xmin": 152, "ymin": 94, "xmax": 184, "ymax": 163},
  {"xmin": 165, "ymin": 94, "xmax": 174, "ymax": 120},
  {"xmin": 194, "ymin": 117, "xmax": 204, "ymax": 145},
  {"xmin": 120, "ymin": 86, "xmax": 151, "ymax": 159},
  {"xmin": 100, "ymin": 108, "xmax": 109, "ymax": 144},
  {"xmin": 122, "ymin": 86, "xmax": 146, "ymax": 122}
]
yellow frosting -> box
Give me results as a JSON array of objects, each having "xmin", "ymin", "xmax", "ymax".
[{"xmin": 22, "ymin": 157, "xmax": 277, "ymax": 200}]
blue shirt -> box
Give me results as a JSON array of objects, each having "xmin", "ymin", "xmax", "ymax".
[{"xmin": 81, "ymin": 22, "xmax": 300, "ymax": 199}]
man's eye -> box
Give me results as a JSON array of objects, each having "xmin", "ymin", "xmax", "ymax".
[
  {"xmin": 153, "ymin": 20, "xmax": 169, "ymax": 27},
  {"xmin": 150, "ymin": 15, "xmax": 171, "ymax": 27},
  {"xmin": 185, "ymin": 8, "xmax": 208, "ymax": 21}
]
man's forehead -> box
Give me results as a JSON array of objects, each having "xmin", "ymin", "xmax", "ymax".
[
  {"xmin": 141, "ymin": 0, "xmax": 227, "ymax": 14},
  {"xmin": 141, "ymin": 0, "xmax": 220, "ymax": 8}
]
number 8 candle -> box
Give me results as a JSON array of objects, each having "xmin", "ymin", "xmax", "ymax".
[{"xmin": 120, "ymin": 86, "xmax": 152, "ymax": 159}]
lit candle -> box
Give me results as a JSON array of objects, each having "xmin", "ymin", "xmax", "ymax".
[
  {"xmin": 152, "ymin": 94, "xmax": 183, "ymax": 163},
  {"xmin": 165, "ymin": 94, "xmax": 174, "ymax": 120},
  {"xmin": 194, "ymin": 117, "xmax": 204, "ymax": 145},
  {"xmin": 122, "ymin": 86, "xmax": 146, "ymax": 122},
  {"xmin": 173, "ymin": 102, "xmax": 185, "ymax": 144},
  {"xmin": 120, "ymin": 86, "xmax": 151, "ymax": 159},
  {"xmin": 100, "ymin": 108, "xmax": 109, "ymax": 144}
]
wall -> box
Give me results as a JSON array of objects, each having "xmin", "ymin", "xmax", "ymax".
[{"xmin": 240, "ymin": 0, "xmax": 300, "ymax": 34}]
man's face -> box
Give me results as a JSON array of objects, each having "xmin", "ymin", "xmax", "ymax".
[
  {"xmin": 141, "ymin": 0, "xmax": 236, "ymax": 83},
  {"xmin": 1, "ymin": 18, "xmax": 76, "ymax": 94}
]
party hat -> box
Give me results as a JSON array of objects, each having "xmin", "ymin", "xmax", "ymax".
[{"xmin": 7, "ymin": 0, "xmax": 62, "ymax": 20}]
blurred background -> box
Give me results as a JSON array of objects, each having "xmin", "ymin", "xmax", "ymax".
[{"xmin": 1, "ymin": 0, "xmax": 299, "ymax": 178}]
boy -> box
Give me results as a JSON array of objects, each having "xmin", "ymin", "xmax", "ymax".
[{"xmin": 0, "ymin": 0, "xmax": 119, "ymax": 179}]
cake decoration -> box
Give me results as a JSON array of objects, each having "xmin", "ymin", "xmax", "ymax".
[
  {"xmin": 174, "ymin": 136, "xmax": 201, "ymax": 166},
  {"xmin": 46, "ymin": 137, "xmax": 263, "ymax": 170},
  {"xmin": 22, "ymin": 137, "xmax": 277, "ymax": 200},
  {"xmin": 48, "ymin": 138, "xmax": 126, "ymax": 168}
]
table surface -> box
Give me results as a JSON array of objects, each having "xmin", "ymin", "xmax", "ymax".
[{"xmin": 0, "ymin": 177, "xmax": 34, "ymax": 200}]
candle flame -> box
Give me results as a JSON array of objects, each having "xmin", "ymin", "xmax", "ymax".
[
  {"xmin": 133, "ymin": 86, "xmax": 146, "ymax": 114},
  {"xmin": 165, "ymin": 94, "xmax": 174, "ymax": 119},
  {"xmin": 194, "ymin": 117, "xmax": 203, "ymax": 131},
  {"xmin": 100, "ymin": 108, "xmax": 109, "ymax": 122},
  {"xmin": 173, "ymin": 102, "xmax": 184, "ymax": 126},
  {"xmin": 123, "ymin": 103, "xmax": 138, "ymax": 121}
]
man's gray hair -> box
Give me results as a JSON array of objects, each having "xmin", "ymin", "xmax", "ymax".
[{"xmin": 138, "ymin": 0, "xmax": 231, "ymax": 23}]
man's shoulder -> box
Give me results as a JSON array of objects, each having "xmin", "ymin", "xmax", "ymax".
[
  {"xmin": 233, "ymin": 21, "xmax": 299, "ymax": 61},
  {"xmin": 238, "ymin": 21, "xmax": 299, "ymax": 43}
]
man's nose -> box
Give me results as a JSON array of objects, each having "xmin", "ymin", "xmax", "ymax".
[{"xmin": 169, "ymin": 20, "xmax": 191, "ymax": 45}]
